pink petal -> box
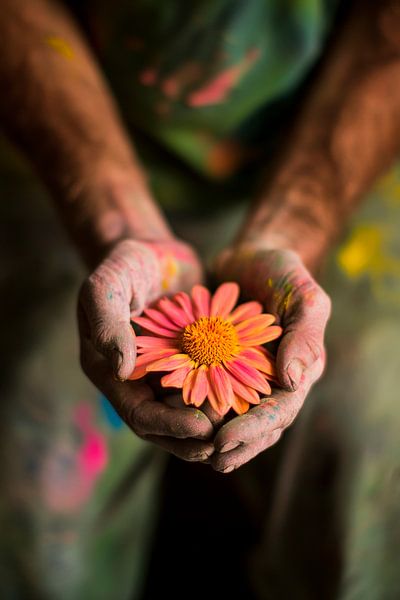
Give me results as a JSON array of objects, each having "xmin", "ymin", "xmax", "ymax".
[
  {"xmin": 182, "ymin": 369, "xmax": 197, "ymax": 405},
  {"xmin": 223, "ymin": 358, "xmax": 272, "ymax": 395},
  {"xmin": 192, "ymin": 285, "xmax": 211, "ymax": 318},
  {"xmin": 142, "ymin": 308, "xmax": 180, "ymax": 331},
  {"xmin": 229, "ymin": 375, "xmax": 261, "ymax": 404},
  {"xmin": 128, "ymin": 349, "xmax": 177, "ymax": 380},
  {"xmin": 136, "ymin": 336, "xmax": 179, "ymax": 351},
  {"xmin": 174, "ymin": 292, "xmax": 195, "ymax": 323},
  {"xmin": 207, "ymin": 384, "xmax": 231, "ymax": 416},
  {"xmin": 208, "ymin": 364, "xmax": 234, "ymax": 413},
  {"xmin": 146, "ymin": 353, "xmax": 193, "ymax": 373},
  {"xmin": 210, "ymin": 282, "xmax": 239, "ymax": 318},
  {"xmin": 190, "ymin": 365, "xmax": 209, "ymax": 407},
  {"xmin": 132, "ymin": 316, "xmax": 180, "ymax": 338},
  {"xmin": 238, "ymin": 348, "xmax": 276, "ymax": 377},
  {"xmin": 161, "ymin": 365, "xmax": 193, "ymax": 388},
  {"xmin": 238, "ymin": 325, "xmax": 283, "ymax": 346},
  {"xmin": 231, "ymin": 395, "xmax": 250, "ymax": 415},
  {"xmin": 235, "ymin": 314, "xmax": 276, "ymax": 334},
  {"xmin": 228, "ymin": 301, "xmax": 263, "ymax": 324},
  {"xmin": 157, "ymin": 297, "xmax": 190, "ymax": 328}
]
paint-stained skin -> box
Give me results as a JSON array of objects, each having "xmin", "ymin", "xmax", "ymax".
[
  {"xmin": 45, "ymin": 36, "xmax": 74, "ymax": 60},
  {"xmin": 78, "ymin": 238, "xmax": 215, "ymax": 463},
  {"xmin": 209, "ymin": 245, "xmax": 330, "ymax": 473}
]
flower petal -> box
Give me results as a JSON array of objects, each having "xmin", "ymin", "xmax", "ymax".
[
  {"xmin": 142, "ymin": 308, "xmax": 181, "ymax": 331},
  {"xmin": 228, "ymin": 301, "xmax": 263, "ymax": 324},
  {"xmin": 229, "ymin": 375, "xmax": 261, "ymax": 404},
  {"xmin": 207, "ymin": 384, "xmax": 231, "ymax": 416},
  {"xmin": 238, "ymin": 325, "xmax": 283, "ymax": 346},
  {"xmin": 174, "ymin": 292, "xmax": 195, "ymax": 323},
  {"xmin": 231, "ymin": 395, "xmax": 250, "ymax": 415},
  {"xmin": 208, "ymin": 364, "xmax": 234, "ymax": 413},
  {"xmin": 224, "ymin": 358, "xmax": 272, "ymax": 395},
  {"xmin": 161, "ymin": 365, "xmax": 193, "ymax": 388},
  {"xmin": 238, "ymin": 348, "xmax": 276, "ymax": 377},
  {"xmin": 132, "ymin": 316, "xmax": 180, "ymax": 338},
  {"xmin": 210, "ymin": 282, "xmax": 239, "ymax": 318},
  {"xmin": 182, "ymin": 369, "xmax": 197, "ymax": 405},
  {"xmin": 192, "ymin": 285, "xmax": 211, "ymax": 318},
  {"xmin": 157, "ymin": 297, "xmax": 190, "ymax": 328},
  {"xmin": 128, "ymin": 349, "xmax": 177, "ymax": 380},
  {"xmin": 136, "ymin": 336, "xmax": 179, "ymax": 352},
  {"xmin": 146, "ymin": 353, "xmax": 193, "ymax": 373},
  {"xmin": 235, "ymin": 314, "xmax": 276, "ymax": 334},
  {"xmin": 190, "ymin": 365, "xmax": 209, "ymax": 407}
]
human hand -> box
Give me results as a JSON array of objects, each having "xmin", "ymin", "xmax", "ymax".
[
  {"xmin": 209, "ymin": 245, "xmax": 331, "ymax": 472},
  {"xmin": 78, "ymin": 238, "xmax": 214, "ymax": 461}
]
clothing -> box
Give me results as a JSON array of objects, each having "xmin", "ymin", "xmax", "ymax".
[{"xmin": 78, "ymin": 0, "xmax": 338, "ymax": 180}]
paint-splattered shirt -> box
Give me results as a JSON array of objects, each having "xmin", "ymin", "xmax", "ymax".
[{"xmin": 72, "ymin": 0, "xmax": 339, "ymax": 179}]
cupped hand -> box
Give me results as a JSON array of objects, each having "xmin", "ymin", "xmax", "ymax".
[
  {"xmin": 78, "ymin": 238, "xmax": 214, "ymax": 462},
  {"xmin": 209, "ymin": 245, "xmax": 331, "ymax": 473}
]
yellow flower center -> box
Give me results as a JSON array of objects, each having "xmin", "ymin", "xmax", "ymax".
[{"xmin": 181, "ymin": 316, "xmax": 239, "ymax": 365}]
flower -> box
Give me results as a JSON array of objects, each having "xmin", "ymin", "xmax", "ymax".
[{"xmin": 129, "ymin": 283, "xmax": 282, "ymax": 416}]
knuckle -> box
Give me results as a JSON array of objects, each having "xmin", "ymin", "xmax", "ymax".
[
  {"xmin": 305, "ymin": 337, "xmax": 323, "ymax": 363},
  {"xmin": 316, "ymin": 285, "xmax": 332, "ymax": 315}
]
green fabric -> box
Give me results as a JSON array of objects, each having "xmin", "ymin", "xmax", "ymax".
[{"xmin": 86, "ymin": 0, "xmax": 338, "ymax": 178}]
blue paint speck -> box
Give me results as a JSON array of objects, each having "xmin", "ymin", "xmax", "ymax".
[{"xmin": 100, "ymin": 394, "xmax": 124, "ymax": 429}]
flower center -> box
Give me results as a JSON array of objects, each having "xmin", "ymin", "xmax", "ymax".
[{"xmin": 181, "ymin": 316, "xmax": 239, "ymax": 366}]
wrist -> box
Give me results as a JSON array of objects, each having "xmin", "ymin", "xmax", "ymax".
[{"xmin": 55, "ymin": 160, "xmax": 174, "ymax": 268}]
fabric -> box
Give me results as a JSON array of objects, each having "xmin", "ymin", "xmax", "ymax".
[{"xmin": 77, "ymin": 0, "xmax": 339, "ymax": 179}]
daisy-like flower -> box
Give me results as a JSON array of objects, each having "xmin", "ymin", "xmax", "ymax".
[{"xmin": 129, "ymin": 283, "xmax": 282, "ymax": 416}]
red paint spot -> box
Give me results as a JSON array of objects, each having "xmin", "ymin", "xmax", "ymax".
[
  {"xmin": 139, "ymin": 68, "xmax": 157, "ymax": 86},
  {"xmin": 187, "ymin": 48, "xmax": 260, "ymax": 108}
]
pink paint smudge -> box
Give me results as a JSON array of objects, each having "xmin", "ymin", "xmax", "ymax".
[
  {"xmin": 40, "ymin": 403, "xmax": 109, "ymax": 514},
  {"xmin": 187, "ymin": 48, "xmax": 260, "ymax": 108},
  {"xmin": 74, "ymin": 403, "xmax": 108, "ymax": 478}
]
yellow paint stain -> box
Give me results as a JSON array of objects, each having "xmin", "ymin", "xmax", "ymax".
[
  {"xmin": 161, "ymin": 255, "xmax": 179, "ymax": 291},
  {"xmin": 337, "ymin": 223, "xmax": 400, "ymax": 303},
  {"xmin": 337, "ymin": 225, "xmax": 383, "ymax": 278},
  {"xmin": 45, "ymin": 36, "xmax": 74, "ymax": 60}
]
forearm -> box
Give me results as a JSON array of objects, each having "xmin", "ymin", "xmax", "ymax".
[
  {"xmin": 238, "ymin": 0, "xmax": 400, "ymax": 271},
  {"xmin": 0, "ymin": 0, "xmax": 172, "ymax": 268}
]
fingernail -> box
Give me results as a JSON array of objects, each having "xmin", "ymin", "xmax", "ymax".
[
  {"xmin": 287, "ymin": 359, "xmax": 304, "ymax": 390},
  {"xmin": 221, "ymin": 465, "xmax": 235, "ymax": 474},
  {"xmin": 219, "ymin": 441, "xmax": 240, "ymax": 453},
  {"xmin": 192, "ymin": 451, "xmax": 213, "ymax": 461}
]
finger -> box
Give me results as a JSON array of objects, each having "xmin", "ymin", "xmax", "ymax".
[
  {"xmin": 78, "ymin": 269, "xmax": 136, "ymax": 381},
  {"xmin": 277, "ymin": 281, "xmax": 330, "ymax": 391},
  {"xmin": 214, "ymin": 358, "xmax": 324, "ymax": 451},
  {"xmin": 211, "ymin": 430, "xmax": 282, "ymax": 473},
  {"xmin": 144, "ymin": 435, "xmax": 214, "ymax": 462},
  {"xmin": 164, "ymin": 394, "xmax": 222, "ymax": 429},
  {"xmin": 80, "ymin": 336, "xmax": 214, "ymax": 440}
]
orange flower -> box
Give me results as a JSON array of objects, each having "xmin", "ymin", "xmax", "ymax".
[{"xmin": 129, "ymin": 283, "xmax": 282, "ymax": 416}]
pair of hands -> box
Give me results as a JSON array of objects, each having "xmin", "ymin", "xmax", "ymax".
[{"xmin": 78, "ymin": 238, "xmax": 330, "ymax": 473}]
